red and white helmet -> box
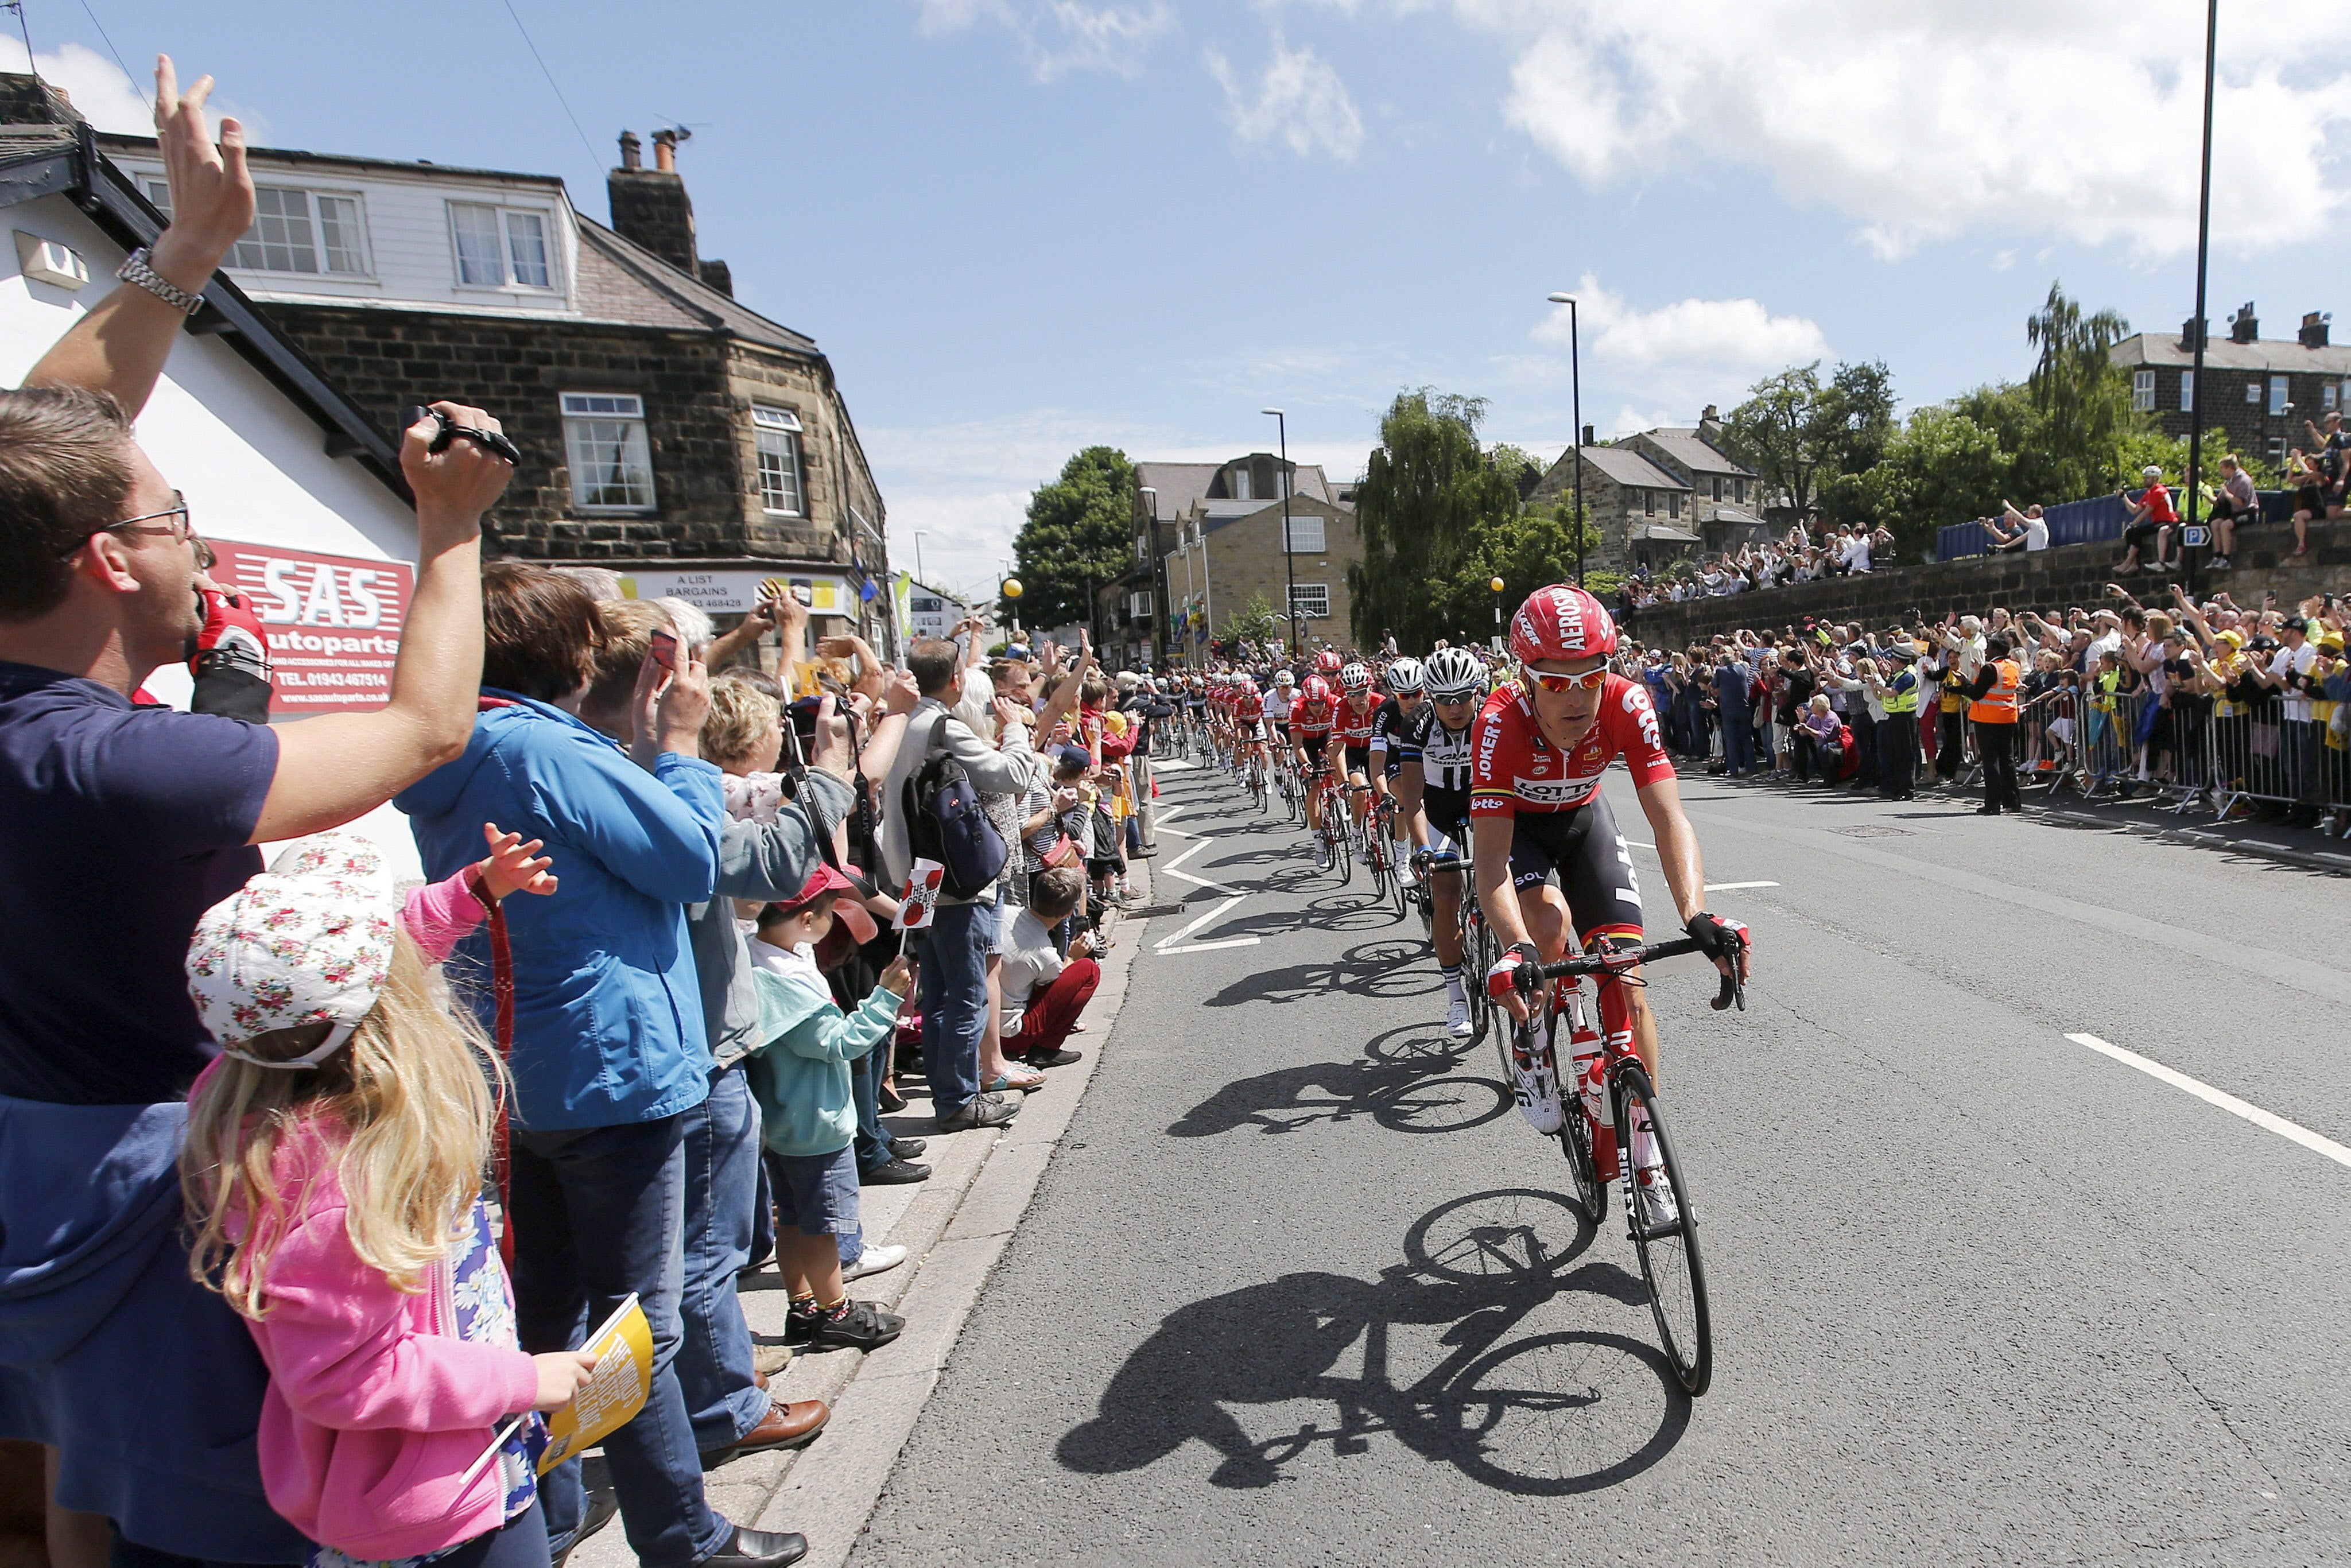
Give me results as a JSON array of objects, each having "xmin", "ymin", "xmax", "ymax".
[
  {"xmin": 1339, "ymin": 661, "xmax": 1372, "ymax": 693},
  {"xmin": 1301, "ymin": 674, "xmax": 1332, "ymax": 704},
  {"xmin": 1508, "ymin": 584, "xmax": 1617, "ymax": 666},
  {"xmin": 1314, "ymin": 648, "xmax": 1344, "ymax": 675}
]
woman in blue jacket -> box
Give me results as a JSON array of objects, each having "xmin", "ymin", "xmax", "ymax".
[{"xmin": 397, "ymin": 563, "xmax": 803, "ymax": 1568}]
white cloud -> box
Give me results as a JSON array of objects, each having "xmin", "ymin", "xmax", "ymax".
[
  {"xmin": 1452, "ymin": 0, "xmax": 2351, "ymax": 257},
  {"xmin": 913, "ymin": 1, "xmax": 1174, "ymax": 81},
  {"xmin": 1535, "ymin": 273, "xmax": 1829, "ymax": 367},
  {"xmin": 1206, "ymin": 33, "xmax": 1365, "ymax": 160},
  {"xmin": 0, "ymin": 40, "xmax": 152, "ymax": 134}
]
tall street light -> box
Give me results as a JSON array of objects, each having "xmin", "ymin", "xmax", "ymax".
[
  {"xmin": 911, "ymin": 530, "xmax": 929, "ymax": 585},
  {"xmin": 1547, "ymin": 293, "xmax": 1586, "ymax": 587},
  {"xmin": 1264, "ymin": 407, "xmax": 1301, "ymax": 658},
  {"xmin": 2183, "ymin": 0, "xmax": 2218, "ymax": 602}
]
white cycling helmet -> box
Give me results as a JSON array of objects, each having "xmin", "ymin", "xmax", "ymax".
[
  {"xmin": 1422, "ymin": 647, "xmax": 1484, "ymax": 699},
  {"xmin": 1339, "ymin": 661, "xmax": 1372, "ymax": 693},
  {"xmin": 1386, "ymin": 657, "xmax": 1424, "ymax": 694}
]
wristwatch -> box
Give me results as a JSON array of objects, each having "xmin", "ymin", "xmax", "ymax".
[{"xmin": 116, "ymin": 247, "xmax": 204, "ymax": 317}]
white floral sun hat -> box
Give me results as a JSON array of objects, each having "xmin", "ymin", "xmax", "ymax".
[{"xmin": 185, "ymin": 832, "xmax": 399, "ymax": 1069}]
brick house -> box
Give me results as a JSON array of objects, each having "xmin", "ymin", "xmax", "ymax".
[
  {"xmin": 1135, "ymin": 454, "xmax": 1359, "ymax": 666},
  {"xmin": 95, "ymin": 123, "xmax": 895, "ymax": 653},
  {"xmin": 2111, "ymin": 304, "xmax": 2351, "ymax": 471}
]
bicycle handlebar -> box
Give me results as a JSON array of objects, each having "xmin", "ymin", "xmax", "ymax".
[{"xmin": 1512, "ymin": 932, "xmax": 1748, "ymax": 1013}]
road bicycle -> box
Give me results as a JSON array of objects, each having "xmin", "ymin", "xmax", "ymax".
[
  {"xmin": 1273, "ymin": 743, "xmax": 1301, "ymax": 822},
  {"xmin": 1242, "ymin": 747, "xmax": 1268, "ymax": 813},
  {"xmin": 1358, "ymin": 792, "xmax": 1410, "ymax": 917},
  {"xmin": 1311, "ymin": 768, "xmax": 1353, "ymax": 884},
  {"xmin": 1499, "ymin": 934, "xmax": 1745, "ymax": 1396},
  {"xmin": 1411, "ymin": 846, "xmax": 1495, "ymax": 1049}
]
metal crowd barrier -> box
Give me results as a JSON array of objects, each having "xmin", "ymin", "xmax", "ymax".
[{"xmin": 2204, "ymin": 696, "xmax": 2343, "ymax": 822}]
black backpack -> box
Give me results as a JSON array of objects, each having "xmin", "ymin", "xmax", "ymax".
[{"xmin": 902, "ymin": 733, "xmax": 1007, "ymax": 900}]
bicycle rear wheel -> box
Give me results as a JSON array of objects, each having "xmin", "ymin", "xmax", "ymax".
[
  {"xmin": 1464, "ymin": 909, "xmax": 1494, "ymax": 1046},
  {"xmin": 1365, "ymin": 825, "xmax": 1390, "ymax": 902},
  {"xmin": 1388, "ymin": 839, "xmax": 1411, "ymax": 922},
  {"xmin": 1558, "ymin": 1097, "xmax": 1605, "ymax": 1227},
  {"xmin": 1333, "ymin": 809, "xmax": 1354, "ymax": 883},
  {"xmin": 1615, "ymin": 1065, "xmax": 1712, "ymax": 1396}
]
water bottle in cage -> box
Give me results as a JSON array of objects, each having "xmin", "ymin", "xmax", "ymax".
[{"xmin": 1561, "ymin": 980, "xmax": 1620, "ymax": 1180}]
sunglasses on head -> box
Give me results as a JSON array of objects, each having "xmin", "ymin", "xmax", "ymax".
[{"xmin": 1521, "ymin": 667, "xmax": 1608, "ymax": 694}]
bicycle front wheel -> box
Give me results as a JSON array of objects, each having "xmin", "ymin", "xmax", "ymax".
[
  {"xmin": 1615, "ymin": 1065, "xmax": 1712, "ymax": 1396},
  {"xmin": 1464, "ymin": 910, "xmax": 1494, "ymax": 1046},
  {"xmin": 1558, "ymin": 1096, "xmax": 1605, "ymax": 1227}
]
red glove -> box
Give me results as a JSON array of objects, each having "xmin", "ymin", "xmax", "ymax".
[
  {"xmin": 188, "ymin": 586, "xmax": 273, "ymax": 723},
  {"xmin": 1485, "ymin": 942, "xmax": 1540, "ymax": 1002}
]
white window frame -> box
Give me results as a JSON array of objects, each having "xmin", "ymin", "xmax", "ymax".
[
  {"xmin": 1283, "ymin": 514, "xmax": 1326, "ymax": 554},
  {"xmin": 2179, "ymin": 371, "xmax": 2195, "ymax": 412},
  {"xmin": 2269, "ymin": 375, "xmax": 2290, "ymax": 417},
  {"xmin": 1129, "ymin": 591, "xmax": 1153, "ymax": 620},
  {"xmin": 2245, "ymin": 380, "xmax": 2263, "ymax": 405},
  {"xmin": 448, "ymin": 200, "xmax": 561, "ymax": 293},
  {"xmin": 150, "ymin": 177, "xmax": 372, "ymax": 278},
  {"xmin": 2131, "ymin": 369, "xmax": 2155, "ymax": 412},
  {"xmin": 2326, "ymin": 383, "xmax": 2340, "ymax": 413},
  {"xmin": 561, "ymin": 391, "xmax": 655, "ymax": 513},
  {"xmin": 1290, "ymin": 583, "xmax": 1330, "ymax": 620},
  {"xmin": 751, "ymin": 405, "xmax": 805, "ymax": 518},
  {"xmin": 1667, "ymin": 491, "xmax": 1683, "ymax": 519}
]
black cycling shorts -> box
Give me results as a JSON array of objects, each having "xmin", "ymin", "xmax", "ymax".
[
  {"xmin": 1493, "ymin": 792, "xmax": 1646, "ymax": 947},
  {"xmin": 1343, "ymin": 742, "xmax": 1374, "ymax": 775}
]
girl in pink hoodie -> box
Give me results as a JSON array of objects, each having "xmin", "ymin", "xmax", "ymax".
[{"xmin": 181, "ymin": 828, "xmax": 595, "ymax": 1568}]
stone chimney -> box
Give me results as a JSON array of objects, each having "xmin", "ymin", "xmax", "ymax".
[
  {"xmin": 2179, "ymin": 315, "xmax": 2209, "ymax": 351},
  {"xmin": 1697, "ymin": 404, "xmax": 1724, "ymax": 446},
  {"xmin": 1581, "ymin": 423, "xmax": 1596, "ymax": 448},
  {"xmin": 606, "ymin": 127, "xmax": 731, "ymax": 294},
  {"xmin": 0, "ymin": 72, "xmax": 84, "ymax": 126},
  {"xmin": 2229, "ymin": 302, "xmax": 2259, "ymax": 344},
  {"xmin": 2299, "ymin": 311, "xmax": 2331, "ymax": 349}
]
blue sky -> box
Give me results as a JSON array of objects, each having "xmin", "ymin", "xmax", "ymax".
[{"xmin": 7, "ymin": 1, "xmax": 2349, "ymax": 595}]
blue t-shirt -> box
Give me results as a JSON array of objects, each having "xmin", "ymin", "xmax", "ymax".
[{"xmin": 0, "ymin": 662, "xmax": 277, "ymax": 1105}]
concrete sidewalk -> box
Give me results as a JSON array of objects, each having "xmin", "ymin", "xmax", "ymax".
[{"xmin": 568, "ymin": 860, "xmax": 1158, "ymax": 1568}]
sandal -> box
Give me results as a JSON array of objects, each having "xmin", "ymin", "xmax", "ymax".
[{"xmin": 983, "ymin": 1069, "xmax": 1047, "ymax": 1095}]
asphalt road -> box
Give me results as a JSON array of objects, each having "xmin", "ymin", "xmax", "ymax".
[{"xmin": 849, "ymin": 759, "xmax": 2351, "ymax": 1567}]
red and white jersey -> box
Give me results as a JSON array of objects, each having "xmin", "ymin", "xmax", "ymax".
[
  {"xmin": 1333, "ymin": 694, "xmax": 1380, "ymax": 745},
  {"xmin": 1290, "ymin": 694, "xmax": 1335, "ymax": 736},
  {"xmin": 1470, "ymin": 675, "xmax": 1673, "ymax": 818}
]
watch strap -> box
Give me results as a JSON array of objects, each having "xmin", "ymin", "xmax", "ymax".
[{"xmin": 116, "ymin": 246, "xmax": 204, "ymax": 317}]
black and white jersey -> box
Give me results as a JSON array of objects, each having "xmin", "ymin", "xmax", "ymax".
[
  {"xmin": 1414, "ymin": 707, "xmax": 1476, "ymax": 795},
  {"xmin": 1368, "ymin": 696, "xmax": 1419, "ymax": 759}
]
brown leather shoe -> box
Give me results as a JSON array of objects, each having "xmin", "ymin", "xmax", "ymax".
[{"xmin": 720, "ymin": 1398, "xmax": 829, "ymax": 1454}]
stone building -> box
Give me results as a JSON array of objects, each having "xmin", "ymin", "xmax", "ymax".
[
  {"xmin": 2111, "ymin": 304, "xmax": 2351, "ymax": 471},
  {"xmin": 95, "ymin": 122, "xmax": 895, "ymax": 653},
  {"xmin": 1134, "ymin": 453, "xmax": 1359, "ymax": 666},
  {"xmin": 1526, "ymin": 412, "xmax": 1764, "ymax": 573}
]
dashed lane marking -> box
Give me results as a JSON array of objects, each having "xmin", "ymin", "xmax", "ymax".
[
  {"xmin": 1703, "ymin": 881, "xmax": 1780, "ymax": 891},
  {"xmin": 2066, "ymin": 1032, "xmax": 2351, "ymax": 1172}
]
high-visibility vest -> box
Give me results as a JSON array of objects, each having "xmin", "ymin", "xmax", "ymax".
[
  {"xmin": 1968, "ymin": 659, "xmax": 2021, "ymax": 724},
  {"xmin": 1881, "ymin": 677, "xmax": 1918, "ymax": 715}
]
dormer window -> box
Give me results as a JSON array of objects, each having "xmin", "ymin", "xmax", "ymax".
[
  {"xmin": 146, "ymin": 180, "xmax": 370, "ymax": 276},
  {"xmin": 451, "ymin": 202, "xmax": 554, "ymax": 290}
]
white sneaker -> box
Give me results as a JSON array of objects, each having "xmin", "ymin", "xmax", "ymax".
[
  {"xmin": 1314, "ymin": 841, "xmax": 1330, "ymax": 870},
  {"xmin": 1636, "ymin": 1169, "xmax": 1679, "ymax": 1230},
  {"xmin": 1512, "ymin": 1041, "xmax": 1564, "ymax": 1134},
  {"xmin": 1446, "ymin": 996, "xmax": 1473, "ymax": 1038},
  {"xmin": 843, "ymin": 1243, "xmax": 907, "ymax": 1282}
]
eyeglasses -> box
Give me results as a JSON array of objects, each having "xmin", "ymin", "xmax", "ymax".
[
  {"xmin": 63, "ymin": 493, "xmax": 196, "ymax": 558},
  {"xmin": 1520, "ymin": 667, "xmax": 1609, "ymax": 694}
]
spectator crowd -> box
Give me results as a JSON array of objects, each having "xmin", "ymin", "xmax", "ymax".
[{"xmin": 0, "ymin": 65, "xmax": 1153, "ymax": 1568}]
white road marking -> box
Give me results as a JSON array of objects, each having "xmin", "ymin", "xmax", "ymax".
[
  {"xmin": 1153, "ymin": 758, "xmax": 1198, "ymax": 771},
  {"xmin": 1154, "ymin": 833, "xmax": 1240, "ymax": 896},
  {"xmin": 1156, "ymin": 936, "xmax": 1263, "ymax": 954},
  {"xmin": 1155, "ymin": 892, "xmax": 1260, "ymax": 953},
  {"xmin": 2066, "ymin": 1033, "xmax": 2351, "ymax": 1171},
  {"xmin": 1703, "ymin": 880, "xmax": 1780, "ymax": 891}
]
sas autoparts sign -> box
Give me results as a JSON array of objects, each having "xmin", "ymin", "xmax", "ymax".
[{"xmin": 209, "ymin": 540, "xmax": 414, "ymax": 717}]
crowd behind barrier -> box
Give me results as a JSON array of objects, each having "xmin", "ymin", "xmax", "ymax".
[{"xmin": 0, "ymin": 64, "xmax": 1170, "ymax": 1568}]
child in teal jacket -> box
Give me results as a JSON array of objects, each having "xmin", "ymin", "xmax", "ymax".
[{"xmin": 746, "ymin": 865, "xmax": 912, "ymax": 1352}]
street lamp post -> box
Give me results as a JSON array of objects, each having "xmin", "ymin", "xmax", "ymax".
[
  {"xmin": 1490, "ymin": 576, "xmax": 1506, "ymax": 653},
  {"xmin": 1547, "ymin": 293, "xmax": 1586, "ymax": 587},
  {"xmin": 2183, "ymin": 0, "xmax": 2217, "ymax": 604},
  {"xmin": 1264, "ymin": 407, "xmax": 1300, "ymax": 659},
  {"xmin": 912, "ymin": 530, "xmax": 928, "ymax": 586},
  {"xmin": 1139, "ymin": 485, "xmax": 1159, "ymax": 666}
]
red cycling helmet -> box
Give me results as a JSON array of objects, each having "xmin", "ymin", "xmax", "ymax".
[
  {"xmin": 1508, "ymin": 584, "xmax": 1617, "ymax": 666},
  {"xmin": 1301, "ymin": 674, "xmax": 1332, "ymax": 703},
  {"xmin": 1314, "ymin": 648, "xmax": 1344, "ymax": 674}
]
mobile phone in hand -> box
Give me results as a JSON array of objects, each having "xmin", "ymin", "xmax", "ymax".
[{"xmin": 649, "ymin": 628, "xmax": 678, "ymax": 671}]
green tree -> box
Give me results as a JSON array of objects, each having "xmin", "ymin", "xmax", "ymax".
[
  {"xmin": 2022, "ymin": 281, "xmax": 2143, "ymax": 500},
  {"xmin": 1004, "ymin": 445, "xmax": 1136, "ymax": 631},
  {"xmin": 1723, "ymin": 360, "xmax": 1900, "ymax": 525},
  {"xmin": 1219, "ymin": 592, "xmax": 1281, "ymax": 651},
  {"xmin": 1347, "ymin": 390, "xmax": 1524, "ymax": 649}
]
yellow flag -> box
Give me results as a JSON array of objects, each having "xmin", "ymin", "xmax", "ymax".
[{"xmin": 537, "ymin": 1294, "xmax": 653, "ymax": 1474}]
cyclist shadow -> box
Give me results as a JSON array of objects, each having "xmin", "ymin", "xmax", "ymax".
[
  {"xmin": 1197, "ymin": 936, "xmax": 1442, "ymax": 1006},
  {"xmin": 1057, "ymin": 1190, "xmax": 1685, "ymax": 1496},
  {"xmin": 1169, "ymin": 1022, "xmax": 1500, "ymax": 1139}
]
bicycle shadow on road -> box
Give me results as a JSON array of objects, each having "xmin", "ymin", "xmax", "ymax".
[
  {"xmin": 1195, "ymin": 936, "xmax": 1442, "ymax": 1007},
  {"xmin": 1167, "ymin": 1022, "xmax": 1505, "ymax": 1139},
  {"xmin": 1056, "ymin": 1189, "xmax": 1686, "ymax": 1496}
]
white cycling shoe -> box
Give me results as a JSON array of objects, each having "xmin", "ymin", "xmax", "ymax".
[
  {"xmin": 1512, "ymin": 1048, "xmax": 1565, "ymax": 1135},
  {"xmin": 1445, "ymin": 996, "xmax": 1473, "ymax": 1039},
  {"xmin": 1636, "ymin": 1167, "xmax": 1680, "ymax": 1230}
]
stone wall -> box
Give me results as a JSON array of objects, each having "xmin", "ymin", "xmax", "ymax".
[{"xmin": 1620, "ymin": 519, "xmax": 2350, "ymax": 650}]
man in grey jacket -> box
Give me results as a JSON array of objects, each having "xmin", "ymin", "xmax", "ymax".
[{"xmin": 880, "ymin": 638, "xmax": 1049, "ymax": 1131}]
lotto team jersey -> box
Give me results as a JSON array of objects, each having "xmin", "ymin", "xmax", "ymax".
[
  {"xmin": 1470, "ymin": 674, "xmax": 1673, "ymax": 817},
  {"xmin": 1290, "ymin": 695, "xmax": 1334, "ymax": 736},
  {"xmin": 1333, "ymin": 696, "xmax": 1380, "ymax": 745}
]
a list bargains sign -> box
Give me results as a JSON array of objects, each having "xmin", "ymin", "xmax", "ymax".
[{"xmin": 210, "ymin": 540, "xmax": 414, "ymax": 717}]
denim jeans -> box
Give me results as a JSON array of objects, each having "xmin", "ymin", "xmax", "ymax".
[
  {"xmin": 915, "ymin": 899, "xmax": 991, "ymax": 1118},
  {"xmin": 1721, "ymin": 713, "xmax": 1756, "ymax": 774},
  {"xmin": 675, "ymin": 1065, "xmax": 770, "ymax": 1451},
  {"xmin": 509, "ymin": 1113, "xmax": 731, "ymax": 1568},
  {"xmin": 852, "ymin": 1049, "xmax": 891, "ymax": 1171}
]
